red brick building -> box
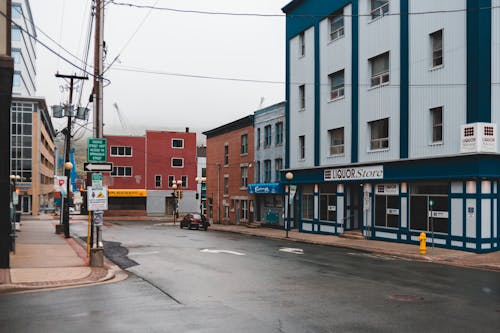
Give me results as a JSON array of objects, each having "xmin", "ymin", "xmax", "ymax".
[
  {"xmin": 104, "ymin": 129, "xmax": 197, "ymax": 216},
  {"xmin": 203, "ymin": 116, "xmax": 254, "ymax": 224}
]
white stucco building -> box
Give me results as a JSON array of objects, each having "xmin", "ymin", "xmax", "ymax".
[{"xmin": 283, "ymin": 0, "xmax": 500, "ymax": 252}]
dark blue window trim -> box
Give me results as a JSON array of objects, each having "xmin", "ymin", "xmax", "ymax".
[
  {"xmin": 400, "ymin": 0, "xmax": 409, "ymax": 159},
  {"xmin": 466, "ymin": 0, "xmax": 492, "ymax": 123}
]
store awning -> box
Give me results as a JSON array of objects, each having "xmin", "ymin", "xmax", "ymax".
[{"xmin": 247, "ymin": 183, "xmax": 283, "ymax": 194}]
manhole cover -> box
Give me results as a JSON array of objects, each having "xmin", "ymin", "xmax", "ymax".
[{"xmin": 388, "ymin": 295, "xmax": 424, "ymax": 302}]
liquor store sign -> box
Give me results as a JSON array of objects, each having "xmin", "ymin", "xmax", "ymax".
[{"xmin": 324, "ymin": 165, "xmax": 384, "ymax": 181}]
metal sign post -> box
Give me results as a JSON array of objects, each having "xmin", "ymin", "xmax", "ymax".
[{"xmin": 429, "ymin": 198, "xmax": 435, "ymax": 253}]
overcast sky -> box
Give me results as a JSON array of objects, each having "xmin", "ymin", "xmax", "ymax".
[{"xmin": 30, "ymin": 0, "xmax": 290, "ymax": 141}]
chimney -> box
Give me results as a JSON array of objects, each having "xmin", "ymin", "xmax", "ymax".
[{"xmin": 185, "ymin": 127, "xmax": 189, "ymax": 133}]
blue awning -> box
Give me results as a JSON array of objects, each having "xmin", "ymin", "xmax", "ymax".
[{"xmin": 247, "ymin": 183, "xmax": 283, "ymax": 194}]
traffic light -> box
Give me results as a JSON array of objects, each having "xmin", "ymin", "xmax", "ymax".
[{"xmin": 180, "ymin": 191, "xmax": 183, "ymax": 199}]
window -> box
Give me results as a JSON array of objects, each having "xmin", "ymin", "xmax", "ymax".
[
  {"xmin": 12, "ymin": 50, "xmax": 21, "ymax": 64},
  {"xmin": 155, "ymin": 175, "xmax": 162, "ymax": 188},
  {"xmin": 430, "ymin": 29, "xmax": 443, "ymax": 68},
  {"xmin": 410, "ymin": 183, "xmax": 449, "ymax": 233},
  {"xmin": 13, "ymin": 73, "xmax": 21, "ymax": 87},
  {"xmin": 328, "ymin": 127, "xmax": 344, "ymax": 155},
  {"xmin": 12, "ymin": 5, "xmax": 22, "ymax": 19},
  {"xmin": 299, "ymin": 32, "xmax": 305, "ymax": 57},
  {"xmin": 329, "ymin": 70, "xmax": 345, "ymax": 100},
  {"xmin": 255, "ymin": 161, "xmax": 260, "ymax": 183},
  {"xmin": 110, "ymin": 146, "xmax": 132, "ymax": 156},
  {"xmin": 369, "ymin": 118, "xmax": 389, "ymax": 150},
  {"xmin": 329, "ymin": 10, "xmax": 344, "ymax": 42},
  {"xmin": 241, "ymin": 166, "xmax": 248, "ymax": 188},
  {"xmin": 375, "ymin": 189, "xmax": 399, "ymax": 228},
  {"xmin": 370, "ymin": 52, "xmax": 390, "ymax": 87},
  {"xmin": 172, "ymin": 158, "xmax": 184, "ymax": 167},
  {"xmin": 275, "ymin": 122, "xmax": 283, "ymax": 145},
  {"xmin": 256, "ymin": 128, "xmax": 261, "ymax": 149},
  {"xmin": 181, "ymin": 175, "xmax": 187, "ymax": 188},
  {"xmin": 264, "ymin": 125, "xmax": 272, "ymax": 147},
  {"xmin": 264, "ymin": 160, "xmax": 271, "ymax": 183},
  {"xmin": 111, "ymin": 166, "xmax": 132, "ymax": 176},
  {"xmin": 224, "ymin": 144, "xmax": 229, "ymax": 166},
  {"xmin": 371, "ymin": 0, "xmax": 389, "ymax": 20},
  {"xmin": 430, "ymin": 107, "xmax": 443, "ymax": 143},
  {"xmin": 12, "ymin": 27, "xmax": 21, "ymax": 41},
  {"xmin": 275, "ymin": 158, "xmax": 282, "ymax": 182},
  {"xmin": 168, "ymin": 175, "xmax": 175, "ymax": 187},
  {"xmin": 172, "ymin": 139, "xmax": 184, "ymax": 148},
  {"xmin": 224, "ymin": 175, "xmax": 229, "ymax": 195},
  {"xmin": 299, "ymin": 85, "xmax": 305, "ymax": 109},
  {"xmin": 241, "ymin": 200, "xmax": 248, "ymax": 221},
  {"xmin": 241, "ymin": 134, "xmax": 248, "ymax": 154},
  {"xmin": 299, "ymin": 135, "xmax": 305, "ymax": 160},
  {"xmin": 302, "ymin": 191, "xmax": 314, "ymax": 220}
]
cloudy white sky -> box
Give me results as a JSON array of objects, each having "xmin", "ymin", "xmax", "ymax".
[{"xmin": 30, "ymin": 0, "xmax": 290, "ymax": 140}]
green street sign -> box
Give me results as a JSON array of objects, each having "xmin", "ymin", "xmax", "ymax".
[{"xmin": 87, "ymin": 138, "xmax": 107, "ymax": 162}]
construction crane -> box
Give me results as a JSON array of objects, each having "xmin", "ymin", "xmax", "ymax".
[{"xmin": 113, "ymin": 102, "xmax": 128, "ymax": 131}]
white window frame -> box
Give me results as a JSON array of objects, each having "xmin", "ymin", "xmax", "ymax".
[
  {"xmin": 329, "ymin": 10, "xmax": 344, "ymax": 42},
  {"xmin": 329, "ymin": 70, "xmax": 345, "ymax": 101},
  {"xmin": 171, "ymin": 138, "xmax": 184, "ymax": 149},
  {"xmin": 430, "ymin": 29, "xmax": 443, "ymax": 68},
  {"xmin": 299, "ymin": 135, "xmax": 305, "ymax": 160},
  {"xmin": 298, "ymin": 32, "xmax": 305, "ymax": 57},
  {"xmin": 264, "ymin": 125, "xmax": 272, "ymax": 147},
  {"xmin": 241, "ymin": 134, "xmax": 248, "ymax": 155},
  {"xmin": 430, "ymin": 106, "xmax": 443, "ymax": 144},
  {"xmin": 224, "ymin": 175, "xmax": 229, "ymax": 196},
  {"xmin": 155, "ymin": 175, "xmax": 162, "ymax": 188},
  {"xmin": 371, "ymin": 0, "xmax": 389, "ymax": 20},
  {"xmin": 181, "ymin": 175, "xmax": 188, "ymax": 188},
  {"xmin": 240, "ymin": 166, "xmax": 248, "ymax": 188},
  {"xmin": 299, "ymin": 84, "xmax": 306, "ymax": 110},
  {"xmin": 369, "ymin": 118, "xmax": 389, "ymax": 151},
  {"xmin": 111, "ymin": 166, "xmax": 132, "ymax": 177},
  {"xmin": 328, "ymin": 127, "xmax": 345, "ymax": 156},
  {"xmin": 168, "ymin": 175, "xmax": 175, "ymax": 188},
  {"xmin": 224, "ymin": 144, "xmax": 229, "ymax": 166},
  {"xmin": 370, "ymin": 52, "xmax": 390, "ymax": 88},
  {"xmin": 110, "ymin": 146, "xmax": 132, "ymax": 157},
  {"xmin": 171, "ymin": 158, "xmax": 184, "ymax": 168}
]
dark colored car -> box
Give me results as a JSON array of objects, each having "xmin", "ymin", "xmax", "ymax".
[{"xmin": 180, "ymin": 213, "xmax": 209, "ymax": 230}]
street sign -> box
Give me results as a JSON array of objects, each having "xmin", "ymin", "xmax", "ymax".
[
  {"xmin": 92, "ymin": 173, "xmax": 103, "ymax": 190},
  {"xmin": 87, "ymin": 186, "xmax": 108, "ymax": 211},
  {"xmin": 87, "ymin": 138, "xmax": 107, "ymax": 162},
  {"xmin": 84, "ymin": 162, "xmax": 113, "ymax": 172},
  {"xmin": 54, "ymin": 176, "xmax": 68, "ymax": 197}
]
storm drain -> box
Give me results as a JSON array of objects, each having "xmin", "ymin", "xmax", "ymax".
[{"xmin": 388, "ymin": 294, "xmax": 425, "ymax": 302}]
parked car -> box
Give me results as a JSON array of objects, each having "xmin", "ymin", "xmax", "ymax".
[{"xmin": 180, "ymin": 213, "xmax": 209, "ymax": 230}]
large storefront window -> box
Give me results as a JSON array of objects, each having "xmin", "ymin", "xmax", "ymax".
[
  {"xmin": 319, "ymin": 184, "xmax": 337, "ymax": 221},
  {"xmin": 374, "ymin": 184, "xmax": 399, "ymax": 228},
  {"xmin": 302, "ymin": 185, "xmax": 314, "ymax": 220},
  {"xmin": 410, "ymin": 183, "xmax": 449, "ymax": 233}
]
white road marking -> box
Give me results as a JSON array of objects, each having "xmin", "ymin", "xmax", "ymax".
[
  {"xmin": 279, "ymin": 247, "xmax": 304, "ymax": 255},
  {"xmin": 200, "ymin": 249, "xmax": 246, "ymax": 256},
  {"xmin": 128, "ymin": 251, "xmax": 160, "ymax": 256}
]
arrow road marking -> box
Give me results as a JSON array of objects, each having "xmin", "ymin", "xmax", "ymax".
[
  {"xmin": 200, "ymin": 249, "xmax": 246, "ymax": 256},
  {"xmin": 279, "ymin": 247, "xmax": 304, "ymax": 255}
]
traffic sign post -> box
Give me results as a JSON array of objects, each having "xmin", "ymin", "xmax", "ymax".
[{"xmin": 87, "ymin": 138, "xmax": 107, "ymax": 162}]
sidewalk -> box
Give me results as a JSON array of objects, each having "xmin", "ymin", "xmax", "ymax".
[
  {"xmin": 0, "ymin": 214, "xmax": 118, "ymax": 294},
  {"xmin": 207, "ymin": 224, "xmax": 500, "ymax": 272}
]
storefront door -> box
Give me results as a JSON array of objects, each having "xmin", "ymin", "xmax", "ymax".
[{"xmin": 346, "ymin": 185, "xmax": 362, "ymax": 230}]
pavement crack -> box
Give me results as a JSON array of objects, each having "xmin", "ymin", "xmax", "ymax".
[{"xmin": 132, "ymin": 272, "xmax": 182, "ymax": 305}]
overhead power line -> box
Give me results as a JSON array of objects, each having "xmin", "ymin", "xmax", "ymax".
[{"xmin": 109, "ymin": 1, "xmax": 500, "ymax": 18}]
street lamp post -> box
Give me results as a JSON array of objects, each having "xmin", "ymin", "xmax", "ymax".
[
  {"xmin": 9, "ymin": 175, "xmax": 20, "ymax": 253},
  {"xmin": 285, "ymin": 172, "xmax": 294, "ymax": 238},
  {"xmin": 63, "ymin": 161, "xmax": 73, "ymax": 238}
]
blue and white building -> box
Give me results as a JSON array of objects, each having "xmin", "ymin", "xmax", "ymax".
[
  {"xmin": 282, "ymin": 0, "xmax": 500, "ymax": 252},
  {"xmin": 248, "ymin": 102, "xmax": 286, "ymax": 227}
]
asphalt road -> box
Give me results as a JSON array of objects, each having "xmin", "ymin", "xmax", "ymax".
[{"xmin": 1, "ymin": 221, "xmax": 499, "ymax": 333}]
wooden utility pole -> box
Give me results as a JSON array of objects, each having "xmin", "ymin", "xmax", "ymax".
[{"xmin": 90, "ymin": 0, "xmax": 105, "ymax": 267}]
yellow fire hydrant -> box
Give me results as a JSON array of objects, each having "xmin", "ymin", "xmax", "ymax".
[{"xmin": 419, "ymin": 232, "xmax": 427, "ymax": 255}]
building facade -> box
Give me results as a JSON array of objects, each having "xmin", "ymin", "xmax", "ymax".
[
  {"xmin": 196, "ymin": 146, "xmax": 207, "ymax": 216},
  {"xmin": 283, "ymin": 0, "xmax": 500, "ymax": 252},
  {"xmin": 204, "ymin": 116, "xmax": 255, "ymax": 225},
  {"xmin": 249, "ymin": 102, "xmax": 286, "ymax": 227},
  {"xmin": 11, "ymin": 97, "xmax": 56, "ymax": 215},
  {"xmin": 11, "ymin": 0, "xmax": 36, "ymax": 97},
  {"xmin": 105, "ymin": 129, "xmax": 198, "ymax": 216}
]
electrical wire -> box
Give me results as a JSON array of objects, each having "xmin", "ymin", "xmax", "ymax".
[{"xmin": 109, "ymin": 1, "xmax": 500, "ymax": 18}]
